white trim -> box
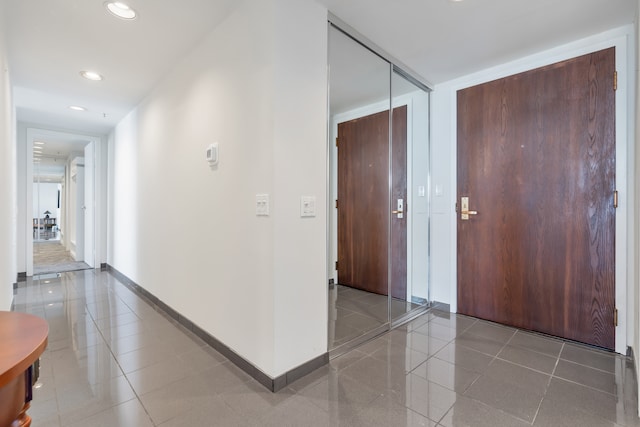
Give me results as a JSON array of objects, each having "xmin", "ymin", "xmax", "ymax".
[{"xmin": 439, "ymin": 24, "xmax": 632, "ymax": 354}]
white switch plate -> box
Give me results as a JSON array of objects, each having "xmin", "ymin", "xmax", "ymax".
[
  {"xmin": 418, "ymin": 186, "xmax": 426, "ymax": 197},
  {"xmin": 300, "ymin": 196, "xmax": 316, "ymax": 217},
  {"xmin": 435, "ymin": 184, "xmax": 443, "ymax": 197},
  {"xmin": 256, "ymin": 194, "xmax": 269, "ymax": 216}
]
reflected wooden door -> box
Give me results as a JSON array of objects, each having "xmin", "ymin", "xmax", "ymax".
[
  {"xmin": 337, "ymin": 107, "xmax": 407, "ymax": 298},
  {"xmin": 457, "ymin": 48, "xmax": 616, "ymax": 349}
]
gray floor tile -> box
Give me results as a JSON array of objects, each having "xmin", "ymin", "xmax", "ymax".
[
  {"xmin": 534, "ymin": 393, "xmax": 624, "ymax": 427},
  {"xmin": 348, "ymin": 394, "xmax": 438, "ymax": 427},
  {"xmin": 12, "ymin": 270, "xmax": 640, "ymax": 427},
  {"xmin": 465, "ymin": 374, "xmax": 544, "ymax": 423},
  {"xmin": 560, "ymin": 343, "xmax": 619, "ymax": 373},
  {"xmin": 440, "ymin": 395, "xmax": 531, "ymax": 427},
  {"xmin": 497, "ymin": 344, "xmax": 558, "ymax": 374},
  {"xmin": 398, "ymin": 374, "xmax": 458, "ymax": 422},
  {"xmin": 554, "ymin": 358, "xmax": 618, "ymax": 394},
  {"xmin": 65, "ymin": 399, "xmax": 154, "ymax": 427},
  {"xmin": 508, "ymin": 330, "xmax": 564, "ymax": 357},
  {"xmin": 411, "ymin": 357, "xmax": 480, "ymax": 393},
  {"xmin": 433, "ymin": 342, "xmax": 494, "ymax": 374},
  {"xmin": 483, "ymin": 359, "xmax": 551, "ymax": 395},
  {"xmin": 544, "ymin": 377, "xmax": 640, "ymax": 426}
]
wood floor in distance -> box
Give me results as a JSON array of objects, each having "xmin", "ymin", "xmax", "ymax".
[{"xmin": 33, "ymin": 240, "xmax": 91, "ymax": 275}]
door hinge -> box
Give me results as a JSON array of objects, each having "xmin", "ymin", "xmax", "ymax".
[
  {"xmin": 614, "ymin": 308, "xmax": 618, "ymax": 327},
  {"xmin": 335, "ymin": 199, "xmax": 338, "ymax": 209},
  {"xmin": 614, "ymin": 71, "xmax": 618, "ymax": 91},
  {"xmin": 335, "ymin": 261, "xmax": 338, "ymax": 270},
  {"xmin": 614, "ymin": 190, "xmax": 618, "ymax": 208},
  {"xmin": 455, "ymin": 202, "xmax": 458, "ymax": 213},
  {"xmin": 335, "ymin": 137, "xmax": 339, "ymax": 147}
]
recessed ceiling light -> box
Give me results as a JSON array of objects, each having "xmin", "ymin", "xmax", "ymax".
[
  {"xmin": 105, "ymin": 2, "xmax": 137, "ymax": 20},
  {"xmin": 69, "ymin": 105, "xmax": 87, "ymax": 111},
  {"xmin": 80, "ymin": 70, "xmax": 104, "ymax": 81},
  {"xmin": 34, "ymin": 141, "xmax": 45, "ymax": 145}
]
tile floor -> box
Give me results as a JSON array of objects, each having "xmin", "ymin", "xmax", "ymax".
[
  {"xmin": 329, "ymin": 284, "xmax": 423, "ymax": 350},
  {"xmin": 12, "ymin": 269, "xmax": 640, "ymax": 426}
]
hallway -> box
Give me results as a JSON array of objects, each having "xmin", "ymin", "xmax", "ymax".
[{"xmin": 12, "ymin": 270, "xmax": 640, "ymax": 426}]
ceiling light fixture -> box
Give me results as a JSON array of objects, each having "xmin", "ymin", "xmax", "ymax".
[
  {"xmin": 105, "ymin": 2, "xmax": 137, "ymax": 20},
  {"xmin": 69, "ymin": 105, "xmax": 87, "ymax": 111},
  {"xmin": 80, "ymin": 70, "xmax": 104, "ymax": 81},
  {"xmin": 34, "ymin": 141, "xmax": 45, "ymax": 145}
]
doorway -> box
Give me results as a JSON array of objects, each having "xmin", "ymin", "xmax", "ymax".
[
  {"xmin": 456, "ymin": 48, "xmax": 616, "ymax": 349},
  {"xmin": 327, "ymin": 21, "xmax": 431, "ymax": 354},
  {"xmin": 27, "ymin": 128, "xmax": 99, "ymax": 277}
]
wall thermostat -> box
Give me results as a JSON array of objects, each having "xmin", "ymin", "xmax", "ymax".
[{"xmin": 206, "ymin": 143, "xmax": 219, "ymax": 166}]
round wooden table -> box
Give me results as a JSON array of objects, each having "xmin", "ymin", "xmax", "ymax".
[{"xmin": 0, "ymin": 311, "xmax": 48, "ymax": 427}]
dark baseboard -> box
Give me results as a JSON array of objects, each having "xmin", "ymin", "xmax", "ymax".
[
  {"xmin": 105, "ymin": 264, "xmax": 327, "ymax": 392},
  {"xmin": 17, "ymin": 272, "xmax": 27, "ymax": 283}
]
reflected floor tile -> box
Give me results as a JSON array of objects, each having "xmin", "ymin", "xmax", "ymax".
[
  {"xmin": 299, "ymin": 372, "xmax": 380, "ymax": 416},
  {"xmin": 125, "ymin": 356, "xmax": 196, "ymax": 395},
  {"xmin": 57, "ymin": 376, "xmax": 137, "ymax": 426},
  {"xmin": 65, "ymin": 398, "xmax": 154, "ymax": 427},
  {"xmin": 411, "ymin": 357, "xmax": 480, "ymax": 393},
  {"xmin": 347, "ymin": 394, "xmax": 437, "ymax": 427},
  {"xmin": 157, "ymin": 395, "xmax": 256, "ymax": 427},
  {"xmin": 440, "ymin": 395, "xmax": 531, "ymax": 427},
  {"xmin": 398, "ymin": 374, "xmax": 458, "ymax": 422},
  {"xmin": 433, "ymin": 342, "xmax": 494, "ymax": 374},
  {"xmin": 258, "ymin": 395, "xmax": 332, "ymax": 427}
]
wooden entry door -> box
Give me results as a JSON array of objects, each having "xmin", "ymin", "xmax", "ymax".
[
  {"xmin": 457, "ymin": 48, "xmax": 616, "ymax": 349},
  {"xmin": 337, "ymin": 106, "xmax": 407, "ymax": 299}
]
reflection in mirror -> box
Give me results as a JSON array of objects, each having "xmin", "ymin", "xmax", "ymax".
[
  {"xmin": 390, "ymin": 70, "xmax": 430, "ymax": 323},
  {"xmin": 328, "ymin": 25, "xmax": 391, "ymax": 352}
]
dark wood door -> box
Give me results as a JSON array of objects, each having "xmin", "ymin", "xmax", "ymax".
[
  {"xmin": 337, "ymin": 106, "xmax": 407, "ymax": 299},
  {"xmin": 457, "ymin": 48, "xmax": 616, "ymax": 349}
]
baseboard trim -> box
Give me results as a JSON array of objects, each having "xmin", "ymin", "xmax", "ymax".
[
  {"xmin": 17, "ymin": 272, "xmax": 27, "ymax": 283},
  {"xmin": 105, "ymin": 264, "xmax": 327, "ymax": 392}
]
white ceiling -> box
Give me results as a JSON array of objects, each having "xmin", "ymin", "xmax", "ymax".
[{"xmin": 4, "ymin": 0, "xmax": 637, "ymax": 138}]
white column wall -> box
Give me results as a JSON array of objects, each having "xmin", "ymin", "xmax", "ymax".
[
  {"xmin": 0, "ymin": 2, "xmax": 17, "ymax": 310},
  {"xmin": 271, "ymin": 0, "xmax": 327, "ymax": 375},
  {"xmin": 430, "ymin": 25, "xmax": 634, "ymax": 356},
  {"xmin": 108, "ymin": 0, "xmax": 327, "ymax": 377}
]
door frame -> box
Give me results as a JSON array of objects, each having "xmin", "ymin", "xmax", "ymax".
[
  {"xmin": 24, "ymin": 128, "xmax": 103, "ymax": 276},
  {"xmin": 329, "ymin": 97, "xmax": 415, "ymax": 302},
  {"xmin": 445, "ymin": 29, "xmax": 631, "ymax": 354}
]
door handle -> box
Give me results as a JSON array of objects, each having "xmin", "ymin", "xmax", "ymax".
[
  {"xmin": 460, "ymin": 197, "xmax": 478, "ymax": 220},
  {"xmin": 393, "ymin": 199, "xmax": 404, "ymax": 218}
]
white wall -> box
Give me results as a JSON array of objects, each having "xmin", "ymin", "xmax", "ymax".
[
  {"xmin": 0, "ymin": 1, "xmax": 17, "ymax": 310},
  {"xmin": 430, "ymin": 25, "xmax": 634, "ymax": 355},
  {"xmin": 108, "ymin": 0, "xmax": 327, "ymax": 378},
  {"xmin": 32, "ymin": 182, "xmax": 59, "ymax": 219}
]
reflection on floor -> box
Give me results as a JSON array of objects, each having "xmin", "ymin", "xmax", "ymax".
[
  {"xmin": 33, "ymin": 240, "xmax": 91, "ymax": 275},
  {"xmin": 13, "ymin": 270, "xmax": 640, "ymax": 426},
  {"xmin": 329, "ymin": 284, "xmax": 422, "ymax": 349}
]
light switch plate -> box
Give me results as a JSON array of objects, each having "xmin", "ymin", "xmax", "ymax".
[
  {"xmin": 256, "ymin": 194, "xmax": 269, "ymax": 216},
  {"xmin": 300, "ymin": 196, "xmax": 316, "ymax": 217}
]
